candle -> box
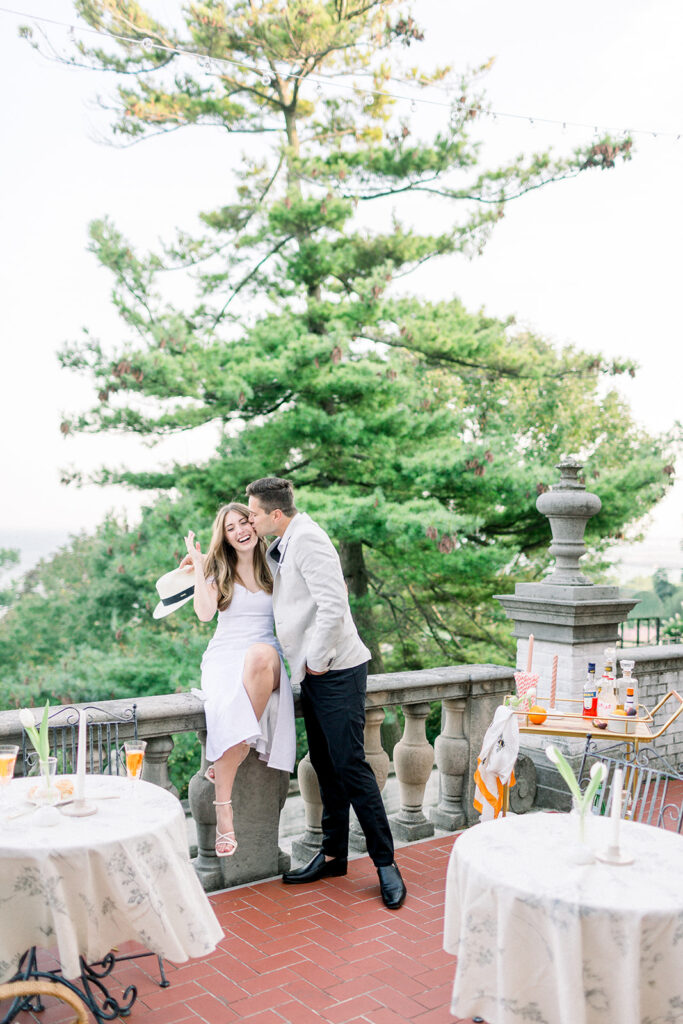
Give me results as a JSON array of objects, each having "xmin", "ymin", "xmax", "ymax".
[
  {"xmin": 75, "ymin": 709, "xmax": 87, "ymax": 801},
  {"xmin": 526, "ymin": 634, "xmax": 534, "ymax": 674},
  {"xmin": 610, "ymin": 767, "xmax": 623, "ymax": 848},
  {"xmin": 550, "ymin": 655, "xmax": 558, "ymax": 709}
]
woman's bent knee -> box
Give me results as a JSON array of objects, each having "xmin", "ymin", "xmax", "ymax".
[{"xmin": 244, "ymin": 643, "xmax": 279, "ymax": 675}]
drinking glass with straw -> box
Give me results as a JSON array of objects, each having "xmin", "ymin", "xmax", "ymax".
[
  {"xmin": 514, "ymin": 634, "xmax": 539, "ymax": 712},
  {"xmin": 124, "ymin": 740, "xmax": 147, "ymax": 793}
]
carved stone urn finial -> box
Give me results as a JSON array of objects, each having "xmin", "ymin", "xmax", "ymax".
[{"xmin": 536, "ymin": 458, "xmax": 601, "ymax": 586}]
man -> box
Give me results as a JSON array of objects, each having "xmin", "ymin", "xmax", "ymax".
[{"xmin": 246, "ymin": 477, "xmax": 406, "ymax": 910}]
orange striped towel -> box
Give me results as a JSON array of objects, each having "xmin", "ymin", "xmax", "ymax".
[{"xmin": 473, "ymin": 705, "xmax": 519, "ymax": 821}]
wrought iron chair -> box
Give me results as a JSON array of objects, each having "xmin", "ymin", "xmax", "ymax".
[
  {"xmin": 0, "ymin": 980, "xmax": 88, "ymax": 1024},
  {"xmin": 585, "ymin": 747, "xmax": 683, "ymax": 833},
  {"xmin": 21, "ymin": 704, "xmax": 138, "ymax": 777}
]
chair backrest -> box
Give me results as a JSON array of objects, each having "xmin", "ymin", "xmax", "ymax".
[
  {"xmin": 589, "ymin": 748, "xmax": 683, "ymax": 833},
  {"xmin": 0, "ymin": 981, "xmax": 88, "ymax": 1024},
  {"xmin": 21, "ymin": 704, "xmax": 138, "ymax": 777}
]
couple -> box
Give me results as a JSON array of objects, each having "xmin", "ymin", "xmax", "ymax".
[{"xmin": 182, "ymin": 477, "xmax": 406, "ymax": 910}]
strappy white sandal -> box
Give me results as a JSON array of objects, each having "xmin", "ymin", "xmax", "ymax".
[{"xmin": 213, "ymin": 799, "xmax": 237, "ymax": 858}]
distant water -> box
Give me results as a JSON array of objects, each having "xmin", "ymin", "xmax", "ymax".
[{"xmin": 0, "ymin": 528, "xmax": 75, "ymax": 581}]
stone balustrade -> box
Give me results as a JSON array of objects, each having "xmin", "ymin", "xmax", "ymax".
[
  {"xmin": 3, "ymin": 649, "xmax": 681, "ymax": 889},
  {"xmin": 0, "ymin": 664, "xmax": 513, "ymax": 892}
]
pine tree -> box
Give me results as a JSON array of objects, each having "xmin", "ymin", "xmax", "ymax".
[{"xmin": 21, "ymin": 1, "xmax": 673, "ymax": 669}]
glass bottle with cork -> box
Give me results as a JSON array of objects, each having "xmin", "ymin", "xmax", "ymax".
[{"xmin": 619, "ymin": 660, "xmax": 639, "ymax": 715}]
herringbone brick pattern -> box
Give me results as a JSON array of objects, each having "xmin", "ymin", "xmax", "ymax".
[{"xmin": 5, "ymin": 835, "xmax": 474, "ymax": 1024}]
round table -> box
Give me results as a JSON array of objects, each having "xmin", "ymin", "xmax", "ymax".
[
  {"xmin": 0, "ymin": 775, "xmax": 222, "ymax": 1019},
  {"xmin": 444, "ymin": 811, "xmax": 683, "ymax": 1024}
]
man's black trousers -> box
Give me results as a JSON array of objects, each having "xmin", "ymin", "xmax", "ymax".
[{"xmin": 300, "ymin": 661, "xmax": 395, "ymax": 867}]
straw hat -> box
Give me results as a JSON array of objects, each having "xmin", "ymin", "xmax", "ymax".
[{"xmin": 152, "ymin": 566, "xmax": 195, "ymax": 619}]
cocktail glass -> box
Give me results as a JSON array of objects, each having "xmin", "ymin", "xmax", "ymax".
[
  {"xmin": 124, "ymin": 740, "xmax": 147, "ymax": 792},
  {"xmin": 0, "ymin": 745, "xmax": 19, "ymax": 810}
]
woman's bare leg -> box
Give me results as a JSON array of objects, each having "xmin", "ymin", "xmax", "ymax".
[
  {"xmin": 213, "ymin": 742, "xmax": 249, "ymax": 852},
  {"xmin": 210, "ymin": 645, "xmax": 280, "ymax": 852},
  {"xmin": 242, "ymin": 643, "xmax": 281, "ymax": 720}
]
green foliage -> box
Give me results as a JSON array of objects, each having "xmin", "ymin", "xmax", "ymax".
[
  {"xmin": 661, "ymin": 611, "xmax": 683, "ymax": 643},
  {"xmin": 625, "ymin": 570, "xmax": 683, "ymax": 624},
  {"xmin": 169, "ymin": 732, "xmax": 202, "ymax": 801}
]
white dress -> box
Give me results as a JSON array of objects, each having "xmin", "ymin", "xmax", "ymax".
[{"xmin": 198, "ymin": 584, "xmax": 296, "ymax": 772}]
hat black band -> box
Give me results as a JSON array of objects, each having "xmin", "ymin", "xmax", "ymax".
[{"xmin": 161, "ymin": 585, "xmax": 194, "ymax": 607}]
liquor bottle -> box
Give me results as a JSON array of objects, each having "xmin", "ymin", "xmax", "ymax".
[
  {"xmin": 597, "ymin": 649, "xmax": 619, "ymax": 718},
  {"xmin": 619, "ymin": 660, "xmax": 638, "ymax": 711},
  {"xmin": 582, "ymin": 662, "xmax": 598, "ymax": 718}
]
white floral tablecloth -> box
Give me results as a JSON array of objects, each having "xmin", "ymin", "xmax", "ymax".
[
  {"xmin": 444, "ymin": 811, "xmax": 683, "ymax": 1024},
  {"xmin": 0, "ymin": 776, "xmax": 223, "ymax": 981}
]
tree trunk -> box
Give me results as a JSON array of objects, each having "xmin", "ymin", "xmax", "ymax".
[{"xmin": 339, "ymin": 540, "xmax": 385, "ymax": 674}]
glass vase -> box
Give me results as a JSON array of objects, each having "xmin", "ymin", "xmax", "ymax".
[
  {"xmin": 569, "ymin": 797, "xmax": 594, "ymax": 864},
  {"xmin": 37, "ymin": 756, "xmax": 59, "ymax": 805}
]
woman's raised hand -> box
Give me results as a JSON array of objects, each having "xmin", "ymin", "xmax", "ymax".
[{"xmin": 180, "ymin": 531, "xmax": 204, "ymax": 571}]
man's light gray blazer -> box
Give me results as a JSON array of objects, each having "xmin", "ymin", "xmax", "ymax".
[{"xmin": 266, "ymin": 513, "xmax": 370, "ymax": 686}]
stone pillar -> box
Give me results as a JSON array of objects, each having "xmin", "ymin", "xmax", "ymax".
[
  {"xmin": 429, "ymin": 697, "xmax": 468, "ymax": 830},
  {"xmin": 350, "ymin": 706, "xmax": 390, "ymax": 852},
  {"xmin": 494, "ymin": 459, "xmax": 639, "ymax": 808},
  {"xmin": 390, "ymin": 702, "xmax": 435, "ymax": 841},
  {"xmin": 291, "ymin": 752, "xmax": 323, "ymax": 863},
  {"xmin": 142, "ymin": 734, "xmax": 178, "ymax": 797}
]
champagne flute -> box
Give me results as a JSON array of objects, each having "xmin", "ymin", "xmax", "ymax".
[
  {"xmin": 124, "ymin": 740, "xmax": 146, "ymax": 792},
  {"xmin": 0, "ymin": 745, "xmax": 19, "ymax": 813}
]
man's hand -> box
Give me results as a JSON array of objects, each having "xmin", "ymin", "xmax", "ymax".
[{"xmin": 305, "ymin": 665, "xmax": 326, "ymax": 676}]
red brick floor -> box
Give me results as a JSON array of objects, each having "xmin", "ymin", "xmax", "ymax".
[{"xmin": 3, "ymin": 834, "xmax": 479, "ymax": 1024}]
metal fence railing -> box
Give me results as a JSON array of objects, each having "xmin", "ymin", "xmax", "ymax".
[{"xmin": 618, "ymin": 617, "xmax": 661, "ymax": 647}]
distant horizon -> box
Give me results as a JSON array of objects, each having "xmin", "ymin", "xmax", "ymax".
[{"xmin": 3, "ymin": 525, "xmax": 681, "ymax": 588}]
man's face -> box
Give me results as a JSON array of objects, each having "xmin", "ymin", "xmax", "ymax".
[{"xmin": 247, "ymin": 496, "xmax": 276, "ymax": 537}]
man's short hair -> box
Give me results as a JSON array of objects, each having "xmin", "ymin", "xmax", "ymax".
[{"xmin": 246, "ymin": 477, "xmax": 297, "ymax": 516}]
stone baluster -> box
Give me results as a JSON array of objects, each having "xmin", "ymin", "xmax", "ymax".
[
  {"xmin": 350, "ymin": 706, "xmax": 390, "ymax": 852},
  {"xmin": 141, "ymin": 734, "xmax": 178, "ymax": 798},
  {"xmin": 291, "ymin": 752, "xmax": 324, "ymax": 863},
  {"xmin": 187, "ymin": 729, "xmax": 224, "ymax": 893},
  {"xmin": 390, "ymin": 702, "xmax": 435, "ymax": 841},
  {"xmin": 429, "ymin": 697, "xmax": 468, "ymax": 830}
]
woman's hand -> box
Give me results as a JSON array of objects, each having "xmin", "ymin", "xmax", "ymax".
[{"xmin": 181, "ymin": 531, "xmax": 205, "ymax": 572}]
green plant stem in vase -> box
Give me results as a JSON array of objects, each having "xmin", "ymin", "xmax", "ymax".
[
  {"xmin": 546, "ymin": 745, "xmax": 607, "ymax": 861},
  {"xmin": 38, "ymin": 756, "xmax": 59, "ymax": 804},
  {"xmin": 20, "ymin": 702, "xmax": 56, "ymax": 800}
]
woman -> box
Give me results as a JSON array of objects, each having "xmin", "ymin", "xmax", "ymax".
[{"xmin": 182, "ymin": 502, "xmax": 295, "ymax": 857}]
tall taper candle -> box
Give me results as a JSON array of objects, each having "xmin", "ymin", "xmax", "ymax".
[
  {"xmin": 75, "ymin": 709, "xmax": 87, "ymax": 801},
  {"xmin": 526, "ymin": 634, "xmax": 534, "ymax": 674},
  {"xmin": 610, "ymin": 767, "xmax": 623, "ymax": 848},
  {"xmin": 550, "ymin": 655, "xmax": 558, "ymax": 709}
]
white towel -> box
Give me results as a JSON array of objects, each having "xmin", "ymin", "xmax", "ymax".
[{"xmin": 473, "ymin": 705, "xmax": 520, "ymax": 821}]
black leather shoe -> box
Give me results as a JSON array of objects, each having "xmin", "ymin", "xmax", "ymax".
[
  {"xmin": 282, "ymin": 851, "xmax": 348, "ymax": 885},
  {"xmin": 377, "ymin": 862, "xmax": 407, "ymax": 909}
]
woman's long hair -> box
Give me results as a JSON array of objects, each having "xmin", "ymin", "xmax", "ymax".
[{"xmin": 204, "ymin": 502, "xmax": 273, "ymax": 611}]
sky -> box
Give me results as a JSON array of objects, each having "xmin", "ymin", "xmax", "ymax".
[{"xmin": 1, "ymin": 0, "xmax": 682, "ymax": 580}]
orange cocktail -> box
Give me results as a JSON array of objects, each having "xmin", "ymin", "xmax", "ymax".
[
  {"xmin": 125, "ymin": 750, "xmax": 144, "ymax": 779},
  {"xmin": 0, "ymin": 746, "xmax": 18, "ymax": 787},
  {"xmin": 123, "ymin": 740, "xmax": 147, "ymax": 787}
]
